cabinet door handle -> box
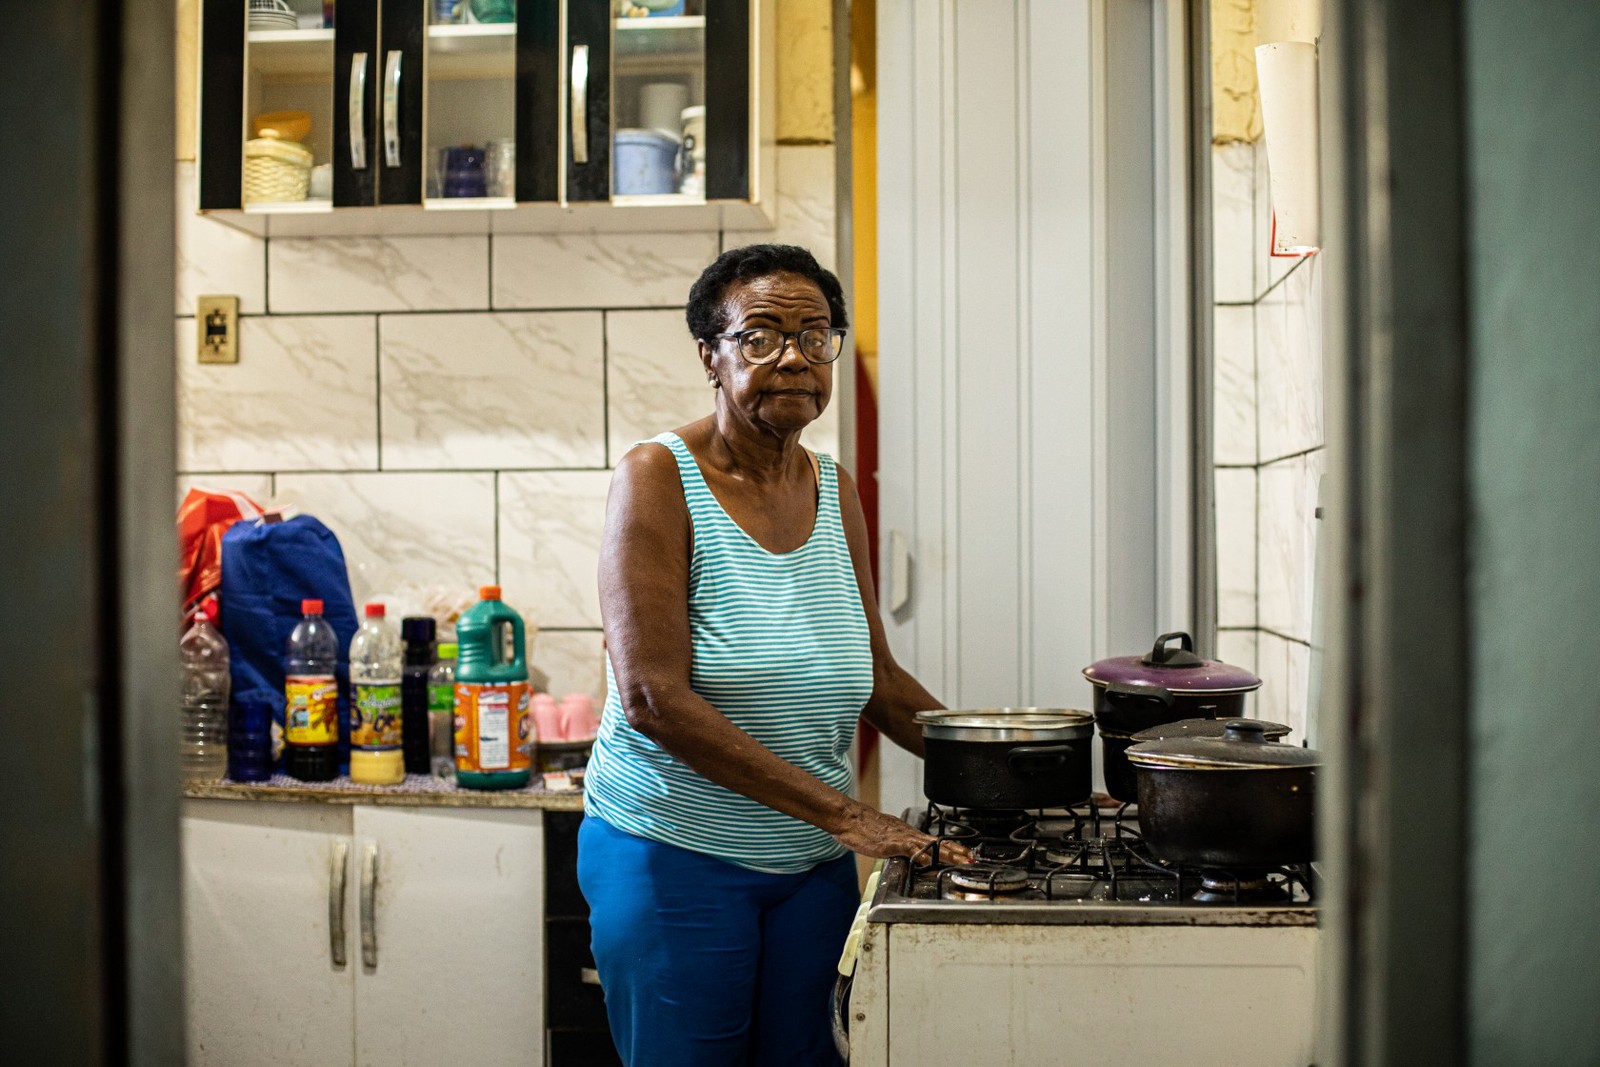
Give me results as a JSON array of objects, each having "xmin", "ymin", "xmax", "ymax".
[
  {"xmin": 348, "ymin": 53, "xmax": 369, "ymax": 170},
  {"xmin": 382, "ymin": 49, "xmax": 403, "ymax": 168},
  {"xmin": 570, "ymin": 44, "xmax": 590, "ymax": 165},
  {"xmin": 328, "ymin": 840, "xmax": 350, "ymax": 967},
  {"xmin": 359, "ymin": 842, "xmax": 379, "ymax": 968}
]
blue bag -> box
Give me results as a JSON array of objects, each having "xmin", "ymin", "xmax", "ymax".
[{"xmin": 219, "ymin": 515, "xmax": 360, "ymax": 773}]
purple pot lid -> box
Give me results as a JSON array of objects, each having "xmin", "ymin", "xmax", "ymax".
[{"xmin": 1083, "ymin": 631, "xmax": 1262, "ymax": 694}]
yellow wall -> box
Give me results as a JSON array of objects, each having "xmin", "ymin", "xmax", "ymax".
[{"xmin": 1212, "ymin": 0, "xmax": 1262, "ymax": 144}]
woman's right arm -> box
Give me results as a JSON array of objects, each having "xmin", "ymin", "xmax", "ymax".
[{"xmin": 598, "ymin": 444, "xmax": 964, "ymax": 864}]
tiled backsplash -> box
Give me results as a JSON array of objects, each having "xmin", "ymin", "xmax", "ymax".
[
  {"xmin": 1211, "ymin": 140, "xmax": 1325, "ymax": 738},
  {"xmin": 176, "ymin": 147, "xmax": 839, "ymax": 702}
]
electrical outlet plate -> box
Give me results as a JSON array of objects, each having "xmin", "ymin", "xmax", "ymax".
[{"xmin": 196, "ymin": 295, "xmax": 239, "ymax": 364}]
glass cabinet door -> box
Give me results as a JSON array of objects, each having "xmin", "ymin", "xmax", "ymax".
[{"xmin": 565, "ymin": 0, "xmax": 751, "ymax": 206}]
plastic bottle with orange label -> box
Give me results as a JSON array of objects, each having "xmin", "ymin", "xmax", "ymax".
[
  {"xmin": 285, "ymin": 599, "xmax": 340, "ymax": 782},
  {"xmin": 454, "ymin": 586, "xmax": 533, "ymax": 790},
  {"xmin": 349, "ymin": 603, "xmax": 405, "ymax": 785}
]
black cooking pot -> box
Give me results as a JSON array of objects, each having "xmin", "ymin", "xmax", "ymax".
[
  {"xmin": 1084, "ymin": 632, "xmax": 1263, "ymax": 804},
  {"xmin": 1127, "ymin": 719, "xmax": 1319, "ymax": 869},
  {"xmin": 917, "ymin": 709, "xmax": 1094, "ymax": 810},
  {"xmin": 1099, "ymin": 711, "xmax": 1295, "ymax": 805}
]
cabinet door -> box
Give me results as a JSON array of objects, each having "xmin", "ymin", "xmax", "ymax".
[
  {"xmin": 378, "ymin": 0, "xmax": 426, "ymax": 203},
  {"xmin": 701, "ymin": 0, "xmax": 751, "ymax": 200},
  {"xmin": 198, "ymin": 0, "xmax": 246, "ymax": 209},
  {"xmin": 335, "ymin": 0, "xmax": 381, "ymax": 206},
  {"xmin": 183, "ymin": 800, "xmax": 356, "ymax": 1067},
  {"xmin": 564, "ymin": 0, "xmax": 613, "ymax": 202},
  {"xmin": 352, "ymin": 807, "xmax": 545, "ymax": 1066},
  {"xmin": 515, "ymin": 0, "xmax": 562, "ymax": 202}
]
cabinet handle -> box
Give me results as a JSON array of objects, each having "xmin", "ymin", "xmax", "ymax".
[
  {"xmin": 348, "ymin": 53, "xmax": 369, "ymax": 170},
  {"xmin": 328, "ymin": 840, "xmax": 349, "ymax": 967},
  {"xmin": 359, "ymin": 842, "xmax": 379, "ymax": 968},
  {"xmin": 570, "ymin": 44, "xmax": 589, "ymax": 165},
  {"xmin": 383, "ymin": 50, "xmax": 403, "ymax": 168}
]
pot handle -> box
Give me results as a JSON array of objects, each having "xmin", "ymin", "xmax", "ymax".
[
  {"xmin": 1143, "ymin": 631, "xmax": 1204, "ymax": 668},
  {"xmin": 1007, "ymin": 744, "xmax": 1073, "ymax": 774},
  {"xmin": 1222, "ymin": 718, "xmax": 1269, "ymax": 743},
  {"xmin": 1105, "ymin": 680, "xmax": 1176, "ymax": 709}
]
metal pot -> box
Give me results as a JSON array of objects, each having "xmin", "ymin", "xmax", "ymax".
[
  {"xmin": 1084, "ymin": 632, "xmax": 1263, "ymax": 803},
  {"xmin": 1126, "ymin": 719, "xmax": 1320, "ymax": 868},
  {"xmin": 1099, "ymin": 713, "xmax": 1294, "ymax": 804},
  {"xmin": 916, "ymin": 709, "xmax": 1094, "ymax": 810}
]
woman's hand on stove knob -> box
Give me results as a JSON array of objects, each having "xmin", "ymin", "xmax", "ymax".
[{"xmin": 830, "ymin": 803, "xmax": 975, "ymax": 865}]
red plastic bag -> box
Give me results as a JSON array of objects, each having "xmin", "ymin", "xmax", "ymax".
[{"xmin": 178, "ymin": 487, "xmax": 263, "ymax": 614}]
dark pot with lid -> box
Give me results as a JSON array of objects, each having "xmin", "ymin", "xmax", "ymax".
[
  {"xmin": 1127, "ymin": 718, "xmax": 1320, "ymax": 869},
  {"xmin": 1083, "ymin": 632, "xmax": 1263, "ymax": 803},
  {"xmin": 917, "ymin": 708, "xmax": 1095, "ymax": 810}
]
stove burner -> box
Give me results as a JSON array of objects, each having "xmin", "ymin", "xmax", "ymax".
[
  {"xmin": 945, "ymin": 864, "xmax": 1030, "ymax": 899},
  {"xmin": 1192, "ymin": 869, "xmax": 1291, "ymax": 904}
]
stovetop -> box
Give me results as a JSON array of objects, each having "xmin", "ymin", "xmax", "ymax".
[{"xmin": 866, "ymin": 803, "xmax": 1318, "ymax": 927}]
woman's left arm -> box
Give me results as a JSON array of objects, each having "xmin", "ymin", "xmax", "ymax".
[{"xmin": 837, "ymin": 466, "xmax": 941, "ymax": 757}]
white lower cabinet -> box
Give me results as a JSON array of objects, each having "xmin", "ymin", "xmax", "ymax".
[{"xmin": 183, "ymin": 800, "xmax": 545, "ymax": 1067}]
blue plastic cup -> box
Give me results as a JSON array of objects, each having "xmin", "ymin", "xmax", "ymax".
[{"xmin": 228, "ymin": 694, "xmax": 277, "ymax": 782}]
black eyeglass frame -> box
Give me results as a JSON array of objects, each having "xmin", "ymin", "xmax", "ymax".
[{"xmin": 711, "ymin": 327, "xmax": 848, "ymax": 366}]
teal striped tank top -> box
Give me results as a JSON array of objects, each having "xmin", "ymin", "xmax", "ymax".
[{"xmin": 584, "ymin": 432, "xmax": 874, "ymax": 874}]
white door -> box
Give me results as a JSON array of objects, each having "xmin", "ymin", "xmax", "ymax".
[
  {"xmin": 351, "ymin": 807, "xmax": 545, "ymax": 1067},
  {"xmin": 183, "ymin": 800, "xmax": 356, "ymax": 1067}
]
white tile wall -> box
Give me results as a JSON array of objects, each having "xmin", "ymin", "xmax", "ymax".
[
  {"xmin": 1213, "ymin": 304, "xmax": 1257, "ymax": 466},
  {"xmin": 175, "ymin": 162, "xmax": 266, "ymax": 315},
  {"xmin": 532, "ymin": 629, "xmax": 607, "ymax": 704},
  {"xmin": 1253, "ymin": 139, "xmax": 1300, "ymax": 297},
  {"xmin": 379, "ymin": 311, "xmax": 606, "ymax": 470},
  {"xmin": 177, "ymin": 315, "xmax": 379, "ymax": 472},
  {"xmin": 1257, "ymin": 449, "xmax": 1325, "ymax": 644},
  {"xmin": 492, "ymin": 231, "xmax": 719, "ymax": 309},
  {"xmin": 176, "ymin": 473, "xmax": 275, "ymax": 510},
  {"xmin": 274, "ymin": 472, "xmax": 497, "ymax": 606},
  {"xmin": 1256, "ymin": 258, "xmax": 1323, "ymax": 463},
  {"xmin": 498, "ymin": 471, "xmax": 611, "ymax": 629},
  {"xmin": 1212, "ymin": 143, "xmax": 1255, "ymax": 304},
  {"xmin": 1254, "ymin": 628, "xmax": 1292, "ymax": 725},
  {"xmin": 1215, "ymin": 467, "xmax": 1258, "ymax": 628},
  {"xmin": 606, "ymin": 309, "xmax": 711, "ymax": 461},
  {"xmin": 269, "ymin": 237, "xmax": 490, "ymax": 313},
  {"xmin": 724, "ymin": 145, "xmax": 839, "ymax": 271},
  {"xmin": 1216, "ymin": 628, "xmax": 1258, "ymax": 674}
]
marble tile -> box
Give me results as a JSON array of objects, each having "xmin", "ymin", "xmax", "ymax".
[
  {"xmin": 1254, "ymin": 139, "xmax": 1300, "ymax": 297},
  {"xmin": 723, "ymin": 145, "xmax": 839, "ymax": 271},
  {"xmin": 1254, "ymin": 629, "xmax": 1292, "ymax": 725},
  {"xmin": 1257, "ymin": 256, "xmax": 1324, "ymax": 463},
  {"xmin": 176, "ymin": 315, "xmax": 378, "ymax": 471},
  {"xmin": 175, "ymin": 162, "xmax": 266, "ymax": 314},
  {"xmin": 1215, "ymin": 467, "xmax": 1257, "ymax": 628},
  {"xmin": 498, "ymin": 471, "xmax": 612, "ymax": 629},
  {"xmin": 531, "ymin": 630, "xmax": 608, "ymax": 705},
  {"xmin": 273, "ymin": 472, "xmax": 496, "ymax": 607},
  {"xmin": 492, "ymin": 231, "xmax": 719, "ymax": 310},
  {"xmin": 380, "ymin": 312, "xmax": 605, "ymax": 470},
  {"xmin": 1258, "ymin": 449, "xmax": 1326, "ymax": 643},
  {"xmin": 176, "ymin": 473, "xmax": 274, "ymax": 511},
  {"xmin": 1285, "ymin": 638, "xmax": 1312, "ymax": 744},
  {"xmin": 1216, "ymin": 629, "xmax": 1258, "ymax": 675},
  {"xmin": 1211, "ymin": 143, "xmax": 1255, "ymax": 304},
  {"xmin": 606, "ymin": 309, "xmax": 714, "ymax": 462},
  {"xmin": 268, "ymin": 237, "xmax": 489, "ymax": 313},
  {"xmin": 1213, "ymin": 304, "xmax": 1257, "ymax": 466}
]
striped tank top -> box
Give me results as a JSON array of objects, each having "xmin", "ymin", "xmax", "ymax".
[{"xmin": 584, "ymin": 432, "xmax": 874, "ymax": 874}]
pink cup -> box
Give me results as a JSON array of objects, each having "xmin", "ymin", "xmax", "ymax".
[
  {"xmin": 531, "ymin": 693, "xmax": 562, "ymax": 742},
  {"xmin": 559, "ymin": 692, "xmax": 598, "ymax": 740}
]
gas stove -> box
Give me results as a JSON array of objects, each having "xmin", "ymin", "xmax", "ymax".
[{"xmin": 869, "ymin": 802, "xmax": 1316, "ymax": 925}]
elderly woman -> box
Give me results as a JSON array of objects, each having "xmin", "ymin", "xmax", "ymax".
[{"xmin": 578, "ymin": 244, "xmax": 973, "ymax": 1065}]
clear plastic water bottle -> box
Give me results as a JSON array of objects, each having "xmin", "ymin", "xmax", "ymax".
[
  {"xmin": 349, "ymin": 603, "xmax": 404, "ymax": 785},
  {"xmin": 428, "ymin": 642, "xmax": 459, "ymax": 780},
  {"xmin": 180, "ymin": 597, "xmax": 230, "ymax": 783}
]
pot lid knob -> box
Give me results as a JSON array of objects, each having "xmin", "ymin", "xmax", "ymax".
[
  {"xmin": 1140, "ymin": 631, "xmax": 1204, "ymax": 669},
  {"xmin": 1222, "ymin": 718, "xmax": 1269, "ymax": 743}
]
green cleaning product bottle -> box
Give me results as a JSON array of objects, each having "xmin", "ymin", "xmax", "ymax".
[{"xmin": 454, "ymin": 586, "xmax": 532, "ymax": 790}]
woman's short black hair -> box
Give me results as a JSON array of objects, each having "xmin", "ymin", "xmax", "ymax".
[{"xmin": 685, "ymin": 243, "xmax": 849, "ymax": 342}]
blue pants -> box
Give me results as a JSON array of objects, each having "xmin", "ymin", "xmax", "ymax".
[{"xmin": 577, "ymin": 815, "xmax": 859, "ymax": 1067}]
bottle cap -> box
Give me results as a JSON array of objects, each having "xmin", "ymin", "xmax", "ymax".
[
  {"xmin": 401, "ymin": 616, "xmax": 436, "ymax": 644},
  {"xmin": 479, "ymin": 585, "xmax": 502, "ymax": 601},
  {"xmin": 364, "ymin": 603, "xmax": 386, "ymax": 618},
  {"xmin": 201, "ymin": 597, "xmax": 220, "ymax": 624},
  {"xmin": 437, "ymin": 642, "xmax": 459, "ymax": 659},
  {"xmin": 302, "ymin": 599, "xmax": 324, "ymax": 615}
]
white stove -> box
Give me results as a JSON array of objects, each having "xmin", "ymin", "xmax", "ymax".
[{"xmin": 836, "ymin": 804, "xmax": 1319, "ymax": 1065}]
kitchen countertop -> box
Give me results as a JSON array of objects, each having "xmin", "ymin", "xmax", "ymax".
[{"xmin": 183, "ymin": 773, "xmax": 585, "ymax": 811}]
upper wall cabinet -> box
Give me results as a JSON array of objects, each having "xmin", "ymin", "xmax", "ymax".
[{"xmin": 196, "ymin": 0, "xmax": 776, "ymax": 235}]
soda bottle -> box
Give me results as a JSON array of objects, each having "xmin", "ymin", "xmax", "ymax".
[
  {"xmin": 454, "ymin": 586, "xmax": 532, "ymax": 790},
  {"xmin": 349, "ymin": 603, "xmax": 404, "ymax": 785},
  {"xmin": 284, "ymin": 599, "xmax": 340, "ymax": 782},
  {"xmin": 428, "ymin": 642, "xmax": 459, "ymax": 780},
  {"xmin": 400, "ymin": 616, "xmax": 436, "ymax": 776},
  {"xmin": 180, "ymin": 597, "xmax": 230, "ymax": 783}
]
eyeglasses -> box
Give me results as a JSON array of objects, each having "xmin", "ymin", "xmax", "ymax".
[{"xmin": 714, "ymin": 327, "xmax": 847, "ymax": 366}]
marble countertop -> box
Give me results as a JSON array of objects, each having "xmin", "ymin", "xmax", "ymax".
[{"xmin": 182, "ymin": 773, "xmax": 585, "ymax": 811}]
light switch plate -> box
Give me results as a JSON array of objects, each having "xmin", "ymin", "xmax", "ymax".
[{"xmin": 196, "ymin": 295, "xmax": 239, "ymax": 364}]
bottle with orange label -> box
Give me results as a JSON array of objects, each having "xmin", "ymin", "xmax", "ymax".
[
  {"xmin": 454, "ymin": 586, "xmax": 533, "ymax": 790},
  {"xmin": 349, "ymin": 603, "xmax": 405, "ymax": 785},
  {"xmin": 285, "ymin": 598, "xmax": 340, "ymax": 782}
]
